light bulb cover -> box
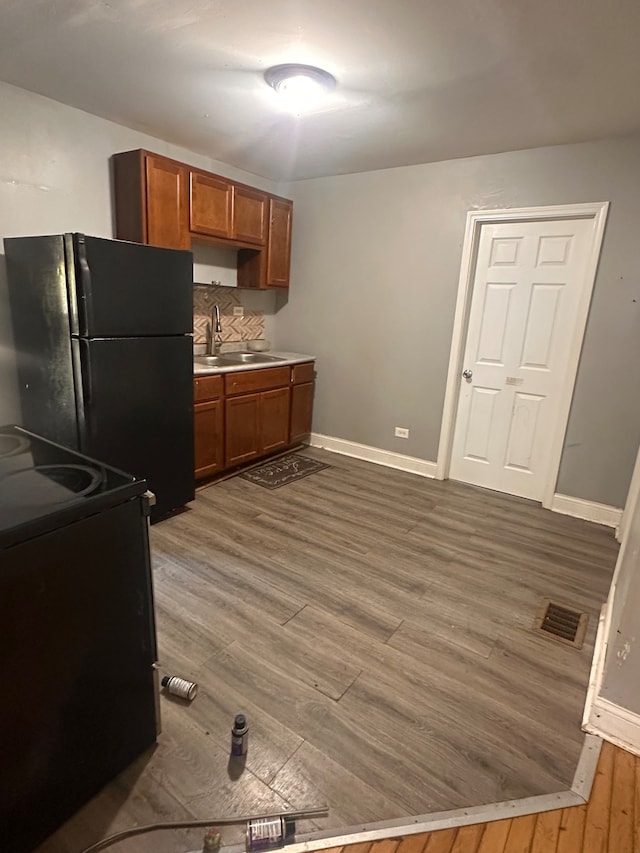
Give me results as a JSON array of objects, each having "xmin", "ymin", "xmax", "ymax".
[{"xmin": 264, "ymin": 64, "xmax": 337, "ymax": 94}]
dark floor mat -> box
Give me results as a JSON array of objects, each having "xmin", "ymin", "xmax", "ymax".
[{"xmin": 238, "ymin": 453, "xmax": 330, "ymax": 489}]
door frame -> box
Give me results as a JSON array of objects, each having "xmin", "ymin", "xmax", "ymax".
[
  {"xmin": 617, "ymin": 438, "xmax": 640, "ymax": 543},
  {"xmin": 436, "ymin": 202, "xmax": 609, "ymax": 508}
]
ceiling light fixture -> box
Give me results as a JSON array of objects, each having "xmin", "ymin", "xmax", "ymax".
[{"xmin": 264, "ymin": 64, "xmax": 337, "ymax": 113}]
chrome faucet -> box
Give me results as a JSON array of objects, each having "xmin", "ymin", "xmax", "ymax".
[{"xmin": 207, "ymin": 304, "xmax": 223, "ymax": 354}]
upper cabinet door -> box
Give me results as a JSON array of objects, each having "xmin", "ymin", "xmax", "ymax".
[
  {"xmin": 266, "ymin": 198, "xmax": 293, "ymax": 288},
  {"xmin": 189, "ymin": 171, "xmax": 233, "ymax": 239},
  {"xmin": 145, "ymin": 155, "xmax": 190, "ymax": 250},
  {"xmin": 114, "ymin": 149, "xmax": 293, "ymax": 290},
  {"xmin": 234, "ymin": 186, "xmax": 267, "ymax": 246}
]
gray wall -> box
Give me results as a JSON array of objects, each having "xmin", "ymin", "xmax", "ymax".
[
  {"xmin": 4, "ymin": 79, "xmax": 639, "ymax": 507},
  {"xmin": 0, "ymin": 81, "xmax": 277, "ymax": 426},
  {"xmin": 274, "ymin": 137, "xmax": 640, "ymax": 507}
]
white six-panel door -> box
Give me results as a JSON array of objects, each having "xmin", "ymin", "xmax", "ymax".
[{"xmin": 449, "ymin": 218, "xmax": 594, "ymax": 500}]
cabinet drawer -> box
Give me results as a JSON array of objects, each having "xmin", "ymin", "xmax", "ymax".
[
  {"xmin": 194, "ymin": 374, "xmax": 223, "ymax": 403},
  {"xmin": 225, "ymin": 366, "xmax": 290, "ymax": 396},
  {"xmin": 291, "ymin": 362, "xmax": 315, "ymax": 384}
]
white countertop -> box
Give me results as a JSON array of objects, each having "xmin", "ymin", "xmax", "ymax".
[{"xmin": 193, "ymin": 351, "xmax": 316, "ymax": 375}]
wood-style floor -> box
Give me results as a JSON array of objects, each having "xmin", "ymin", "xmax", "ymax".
[
  {"xmin": 335, "ymin": 740, "xmax": 640, "ymax": 853},
  {"xmin": 38, "ymin": 449, "xmax": 618, "ymax": 852}
]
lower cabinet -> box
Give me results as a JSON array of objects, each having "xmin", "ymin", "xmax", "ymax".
[
  {"xmin": 194, "ymin": 399, "xmax": 224, "ymax": 478},
  {"xmin": 194, "ymin": 374, "xmax": 224, "ymax": 479},
  {"xmin": 290, "ymin": 361, "xmax": 315, "ymax": 444},
  {"xmin": 225, "ymin": 392, "xmax": 261, "ymax": 468},
  {"xmin": 290, "ymin": 382, "xmax": 314, "ymax": 444},
  {"xmin": 225, "ymin": 387, "xmax": 291, "ymax": 467},
  {"xmin": 194, "ymin": 361, "xmax": 315, "ymax": 480},
  {"xmin": 261, "ymin": 387, "xmax": 291, "ymax": 454}
]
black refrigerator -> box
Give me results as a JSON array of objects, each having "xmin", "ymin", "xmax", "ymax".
[{"xmin": 4, "ymin": 233, "xmax": 195, "ymax": 521}]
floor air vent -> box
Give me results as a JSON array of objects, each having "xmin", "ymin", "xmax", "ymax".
[{"xmin": 533, "ymin": 599, "xmax": 588, "ymax": 649}]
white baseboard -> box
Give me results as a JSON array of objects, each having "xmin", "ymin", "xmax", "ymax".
[
  {"xmin": 551, "ymin": 493, "xmax": 622, "ymax": 528},
  {"xmin": 582, "ymin": 604, "xmax": 608, "ymax": 732},
  {"xmin": 585, "ymin": 696, "xmax": 640, "ymax": 760},
  {"xmin": 306, "ymin": 438, "xmax": 621, "ymax": 526},
  {"xmin": 309, "ymin": 433, "xmax": 437, "ymax": 478}
]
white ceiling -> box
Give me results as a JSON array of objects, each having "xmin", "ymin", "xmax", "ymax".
[{"xmin": 1, "ymin": 0, "xmax": 640, "ymax": 182}]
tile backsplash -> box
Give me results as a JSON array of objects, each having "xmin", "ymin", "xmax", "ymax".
[{"xmin": 193, "ymin": 285, "xmax": 265, "ymax": 345}]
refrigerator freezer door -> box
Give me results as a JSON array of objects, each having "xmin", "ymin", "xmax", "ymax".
[
  {"xmin": 75, "ymin": 335, "xmax": 195, "ymax": 518},
  {"xmin": 3, "ymin": 235, "xmax": 80, "ymax": 449},
  {"xmin": 71, "ymin": 234, "xmax": 193, "ymax": 338}
]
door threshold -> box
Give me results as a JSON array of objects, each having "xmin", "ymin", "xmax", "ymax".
[{"xmin": 205, "ymin": 735, "xmax": 601, "ymax": 853}]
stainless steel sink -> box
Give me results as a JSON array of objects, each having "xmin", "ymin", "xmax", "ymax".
[
  {"xmin": 194, "ymin": 352, "xmax": 284, "ymax": 368},
  {"xmin": 194, "ymin": 355, "xmax": 243, "ymax": 367},
  {"xmin": 222, "ymin": 352, "xmax": 284, "ymax": 364}
]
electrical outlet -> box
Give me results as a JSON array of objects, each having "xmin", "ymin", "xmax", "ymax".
[
  {"xmin": 395, "ymin": 427, "xmax": 409, "ymax": 438},
  {"xmin": 232, "ymin": 306, "xmax": 244, "ymax": 317}
]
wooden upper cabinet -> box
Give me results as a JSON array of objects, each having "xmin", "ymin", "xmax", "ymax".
[
  {"xmin": 145, "ymin": 155, "xmax": 190, "ymax": 250},
  {"xmin": 266, "ymin": 198, "xmax": 293, "ymax": 288},
  {"xmin": 234, "ymin": 186, "xmax": 267, "ymax": 245},
  {"xmin": 113, "ymin": 149, "xmax": 292, "ymax": 289},
  {"xmin": 113, "ymin": 150, "xmax": 189, "ymax": 250},
  {"xmin": 189, "ymin": 171, "xmax": 233, "ymax": 239}
]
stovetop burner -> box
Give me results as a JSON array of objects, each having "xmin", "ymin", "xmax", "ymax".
[
  {"xmin": 34, "ymin": 464, "xmax": 103, "ymax": 497},
  {"xmin": 0, "ymin": 426, "xmax": 147, "ymax": 548},
  {"xmin": 1, "ymin": 464, "xmax": 104, "ymax": 505},
  {"xmin": 0, "ymin": 433, "xmax": 31, "ymax": 458}
]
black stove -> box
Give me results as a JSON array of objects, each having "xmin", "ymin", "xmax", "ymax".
[
  {"xmin": 0, "ymin": 425, "xmax": 147, "ymax": 549},
  {"xmin": 1, "ymin": 426, "xmax": 157, "ymax": 853}
]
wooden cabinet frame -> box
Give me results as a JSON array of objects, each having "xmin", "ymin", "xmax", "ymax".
[
  {"xmin": 194, "ymin": 362, "xmax": 315, "ymax": 481},
  {"xmin": 234, "ymin": 185, "xmax": 268, "ymax": 246},
  {"xmin": 189, "ymin": 171, "xmax": 233, "ymax": 239},
  {"xmin": 113, "ymin": 150, "xmax": 190, "ymax": 250},
  {"xmin": 113, "ymin": 148, "xmax": 292, "ymax": 288},
  {"xmin": 290, "ymin": 362, "xmax": 315, "ymax": 444},
  {"xmin": 194, "ymin": 375, "xmax": 224, "ymax": 479}
]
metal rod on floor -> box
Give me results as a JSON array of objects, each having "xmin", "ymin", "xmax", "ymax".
[{"xmin": 79, "ymin": 807, "xmax": 329, "ymax": 853}]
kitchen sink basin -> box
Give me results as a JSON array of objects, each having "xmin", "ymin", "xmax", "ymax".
[
  {"xmin": 194, "ymin": 355, "xmax": 241, "ymax": 367},
  {"xmin": 194, "ymin": 352, "xmax": 285, "ymax": 368},
  {"xmin": 223, "ymin": 352, "xmax": 284, "ymax": 364}
]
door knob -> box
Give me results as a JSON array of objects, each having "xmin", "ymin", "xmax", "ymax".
[{"xmin": 462, "ymin": 369, "xmax": 473, "ymax": 380}]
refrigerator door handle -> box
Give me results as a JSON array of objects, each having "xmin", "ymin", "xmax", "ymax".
[
  {"xmin": 76, "ymin": 339, "xmax": 94, "ymax": 454},
  {"xmin": 80, "ymin": 340, "xmax": 93, "ymax": 407},
  {"xmin": 71, "ymin": 234, "xmax": 94, "ymax": 337}
]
